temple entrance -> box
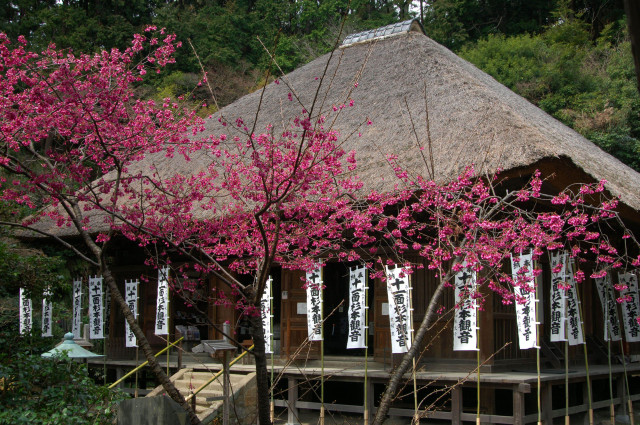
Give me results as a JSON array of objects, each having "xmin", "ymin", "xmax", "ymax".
[
  {"xmin": 279, "ymin": 264, "xmax": 374, "ymax": 359},
  {"xmin": 323, "ymin": 263, "xmax": 372, "ymax": 356}
]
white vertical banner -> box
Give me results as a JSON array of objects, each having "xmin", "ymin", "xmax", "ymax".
[
  {"xmin": 104, "ymin": 285, "xmax": 111, "ymax": 337},
  {"xmin": 549, "ymin": 252, "xmax": 567, "ymax": 342},
  {"xmin": 453, "ymin": 265, "xmax": 478, "ymax": 351},
  {"xmin": 155, "ymin": 267, "xmax": 169, "ymax": 336},
  {"xmin": 386, "ymin": 265, "xmax": 413, "ymax": 353},
  {"xmin": 306, "ymin": 266, "xmax": 323, "ymax": 341},
  {"xmin": 347, "ymin": 266, "xmax": 367, "ymax": 349},
  {"xmin": 125, "ymin": 280, "xmax": 139, "ymax": 347},
  {"xmin": 88, "ymin": 276, "xmax": 104, "ymax": 339},
  {"xmin": 510, "ymin": 253, "xmax": 538, "ymax": 350},
  {"xmin": 260, "ymin": 276, "xmax": 273, "ymax": 354},
  {"xmin": 565, "ymin": 261, "xmax": 584, "ymax": 346},
  {"xmin": 41, "ymin": 289, "xmax": 53, "ymax": 337},
  {"xmin": 19, "ymin": 288, "xmax": 32, "ymax": 335},
  {"xmin": 72, "ymin": 278, "xmax": 83, "ymax": 338},
  {"xmin": 594, "ymin": 274, "xmax": 622, "ymax": 341},
  {"xmin": 618, "ymin": 272, "xmax": 640, "ymax": 343}
]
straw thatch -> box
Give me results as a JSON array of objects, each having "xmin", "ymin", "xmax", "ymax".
[
  {"xmin": 194, "ymin": 29, "xmax": 640, "ymax": 210},
  {"xmin": 29, "ymin": 24, "xmax": 640, "ymax": 237}
]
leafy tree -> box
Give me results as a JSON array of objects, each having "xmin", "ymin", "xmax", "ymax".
[{"xmin": 460, "ymin": 18, "xmax": 640, "ymax": 171}]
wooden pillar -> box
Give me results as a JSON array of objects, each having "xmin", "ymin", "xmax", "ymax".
[
  {"xmin": 479, "ymin": 288, "xmax": 494, "ymax": 368},
  {"xmin": 223, "ymin": 351, "xmax": 230, "ymax": 425},
  {"xmin": 617, "ymin": 373, "xmax": 627, "ymax": 416},
  {"xmin": 287, "ymin": 377, "xmax": 299, "ymax": 425},
  {"xmin": 513, "ymin": 385, "xmax": 525, "ymax": 425},
  {"xmin": 365, "ymin": 380, "xmax": 375, "ymax": 424},
  {"xmin": 116, "ymin": 367, "xmax": 125, "ymax": 389},
  {"xmin": 541, "ymin": 383, "xmax": 553, "ymax": 425},
  {"xmin": 451, "ymin": 386, "xmax": 462, "ymax": 423}
]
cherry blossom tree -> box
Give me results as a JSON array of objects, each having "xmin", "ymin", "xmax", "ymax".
[
  {"xmin": 365, "ymin": 163, "xmax": 640, "ymax": 424},
  {"xmin": 0, "ymin": 28, "xmax": 372, "ymax": 425},
  {"xmin": 3, "ymin": 28, "xmax": 640, "ymax": 425},
  {"xmin": 0, "ymin": 29, "xmax": 205, "ymax": 424},
  {"xmin": 109, "ymin": 102, "xmax": 370, "ymax": 425}
]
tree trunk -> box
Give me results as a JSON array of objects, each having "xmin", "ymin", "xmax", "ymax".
[
  {"xmin": 250, "ymin": 314, "xmax": 273, "ymax": 425},
  {"xmin": 372, "ymin": 281, "xmax": 447, "ymax": 425},
  {"xmin": 101, "ymin": 266, "xmax": 202, "ymax": 425},
  {"xmin": 624, "ymin": 0, "xmax": 640, "ymax": 93}
]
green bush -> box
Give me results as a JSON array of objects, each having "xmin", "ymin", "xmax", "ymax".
[{"xmin": 0, "ymin": 348, "xmax": 125, "ymax": 425}]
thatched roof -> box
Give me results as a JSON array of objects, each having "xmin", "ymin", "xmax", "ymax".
[
  {"xmin": 186, "ymin": 26, "xmax": 640, "ymax": 212},
  {"xmin": 27, "ymin": 22, "xmax": 640, "ymax": 237}
]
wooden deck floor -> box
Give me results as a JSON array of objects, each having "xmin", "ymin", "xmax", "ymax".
[{"xmin": 91, "ymin": 355, "xmax": 640, "ymax": 424}]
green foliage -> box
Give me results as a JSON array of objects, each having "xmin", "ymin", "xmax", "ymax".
[
  {"xmin": 0, "ymin": 350, "xmax": 124, "ymax": 425},
  {"xmin": 423, "ymin": 0, "xmax": 559, "ymax": 50},
  {"xmin": 0, "ymin": 241, "xmax": 68, "ymax": 298},
  {"xmin": 461, "ymin": 16, "xmax": 640, "ymax": 171},
  {"xmin": 0, "ymin": 291, "xmax": 117, "ymax": 425}
]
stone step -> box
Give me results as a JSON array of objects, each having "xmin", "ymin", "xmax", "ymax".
[{"xmin": 147, "ymin": 368, "xmax": 257, "ymax": 421}]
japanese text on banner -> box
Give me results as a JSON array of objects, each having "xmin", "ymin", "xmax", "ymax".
[
  {"xmin": 453, "ymin": 266, "xmax": 478, "ymax": 351},
  {"xmin": 594, "ymin": 274, "xmax": 621, "ymax": 341},
  {"xmin": 41, "ymin": 289, "xmax": 53, "ymax": 337},
  {"xmin": 565, "ymin": 261, "xmax": 584, "ymax": 346},
  {"xmin": 19, "ymin": 288, "xmax": 32, "ymax": 335},
  {"xmin": 549, "ymin": 252, "xmax": 567, "ymax": 342},
  {"xmin": 510, "ymin": 253, "xmax": 538, "ymax": 350},
  {"xmin": 72, "ymin": 279, "xmax": 83, "ymax": 338},
  {"xmin": 125, "ymin": 280, "xmax": 139, "ymax": 347},
  {"xmin": 260, "ymin": 276, "xmax": 273, "ymax": 354},
  {"xmin": 618, "ymin": 272, "xmax": 640, "ymax": 342},
  {"xmin": 386, "ymin": 266, "xmax": 412, "ymax": 353},
  {"xmin": 347, "ymin": 266, "xmax": 367, "ymax": 349},
  {"xmin": 155, "ymin": 267, "xmax": 169, "ymax": 336},
  {"xmin": 306, "ymin": 266, "xmax": 323, "ymax": 341},
  {"xmin": 88, "ymin": 276, "xmax": 104, "ymax": 339}
]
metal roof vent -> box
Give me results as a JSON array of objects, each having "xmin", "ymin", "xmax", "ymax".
[{"xmin": 341, "ymin": 19, "xmax": 425, "ymax": 47}]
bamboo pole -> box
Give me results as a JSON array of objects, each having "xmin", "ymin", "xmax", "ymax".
[
  {"xmin": 103, "ymin": 335, "xmax": 108, "ymax": 386},
  {"xmin": 608, "ymin": 332, "xmax": 615, "ymax": 425},
  {"xmin": 477, "ymin": 332, "xmax": 481, "ymax": 425},
  {"xmin": 135, "ymin": 345, "xmax": 139, "ymax": 398},
  {"xmin": 108, "ymin": 337, "xmax": 184, "ymax": 389},
  {"xmin": 363, "ymin": 272, "xmax": 370, "ymax": 425},
  {"xmin": 565, "ymin": 339, "xmax": 569, "ymax": 425},
  {"xmin": 184, "ymin": 345, "xmax": 254, "ymax": 401},
  {"xmin": 167, "ymin": 293, "xmax": 170, "ymax": 378},
  {"xmin": 320, "ymin": 273, "xmax": 325, "ymax": 425},
  {"xmin": 619, "ymin": 337, "xmax": 635, "ymax": 425},
  {"xmin": 476, "ymin": 277, "xmax": 481, "ymax": 425},
  {"xmin": 535, "ymin": 261, "xmax": 542, "ymax": 425},
  {"xmin": 410, "ymin": 275, "xmax": 419, "ymax": 425},
  {"xmin": 575, "ymin": 276, "xmax": 593, "ymax": 425},
  {"xmin": 270, "ymin": 277, "xmax": 275, "ymax": 424}
]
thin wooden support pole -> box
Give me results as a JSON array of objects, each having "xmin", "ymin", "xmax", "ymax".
[
  {"xmin": 535, "ymin": 262, "xmax": 542, "ymax": 425},
  {"xmin": 619, "ymin": 337, "xmax": 635, "ymax": 425},
  {"xmin": 270, "ymin": 278, "xmax": 274, "ymax": 424},
  {"xmin": 167, "ymin": 293, "xmax": 170, "ymax": 378},
  {"xmin": 320, "ymin": 281, "xmax": 325, "ymax": 425},
  {"xmin": 477, "ymin": 337, "xmax": 481, "ymax": 425},
  {"xmin": 565, "ymin": 340, "xmax": 569, "ymax": 425},
  {"xmin": 576, "ymin": 280, "xmax": 593, "ymax": 425},
  {"xmin": 409, "ymin": 275, "xmax": 419, "ymax": 425},
  {"xmin": 135, "ymin": 345, "xmax": 139, "ymax": 398},
  {"xmin": 363, "ymin": 272, "xmax": 370, "ymax": 425}
]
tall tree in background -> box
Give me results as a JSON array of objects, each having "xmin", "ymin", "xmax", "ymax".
[{"xmin": 624, "ymin": 0, "xmax": 640, "ymax": 93}]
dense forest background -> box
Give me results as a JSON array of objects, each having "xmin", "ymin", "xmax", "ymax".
[{"xmin": 2, "ymin": 0, "xmax": 638, "ymax": 171}]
